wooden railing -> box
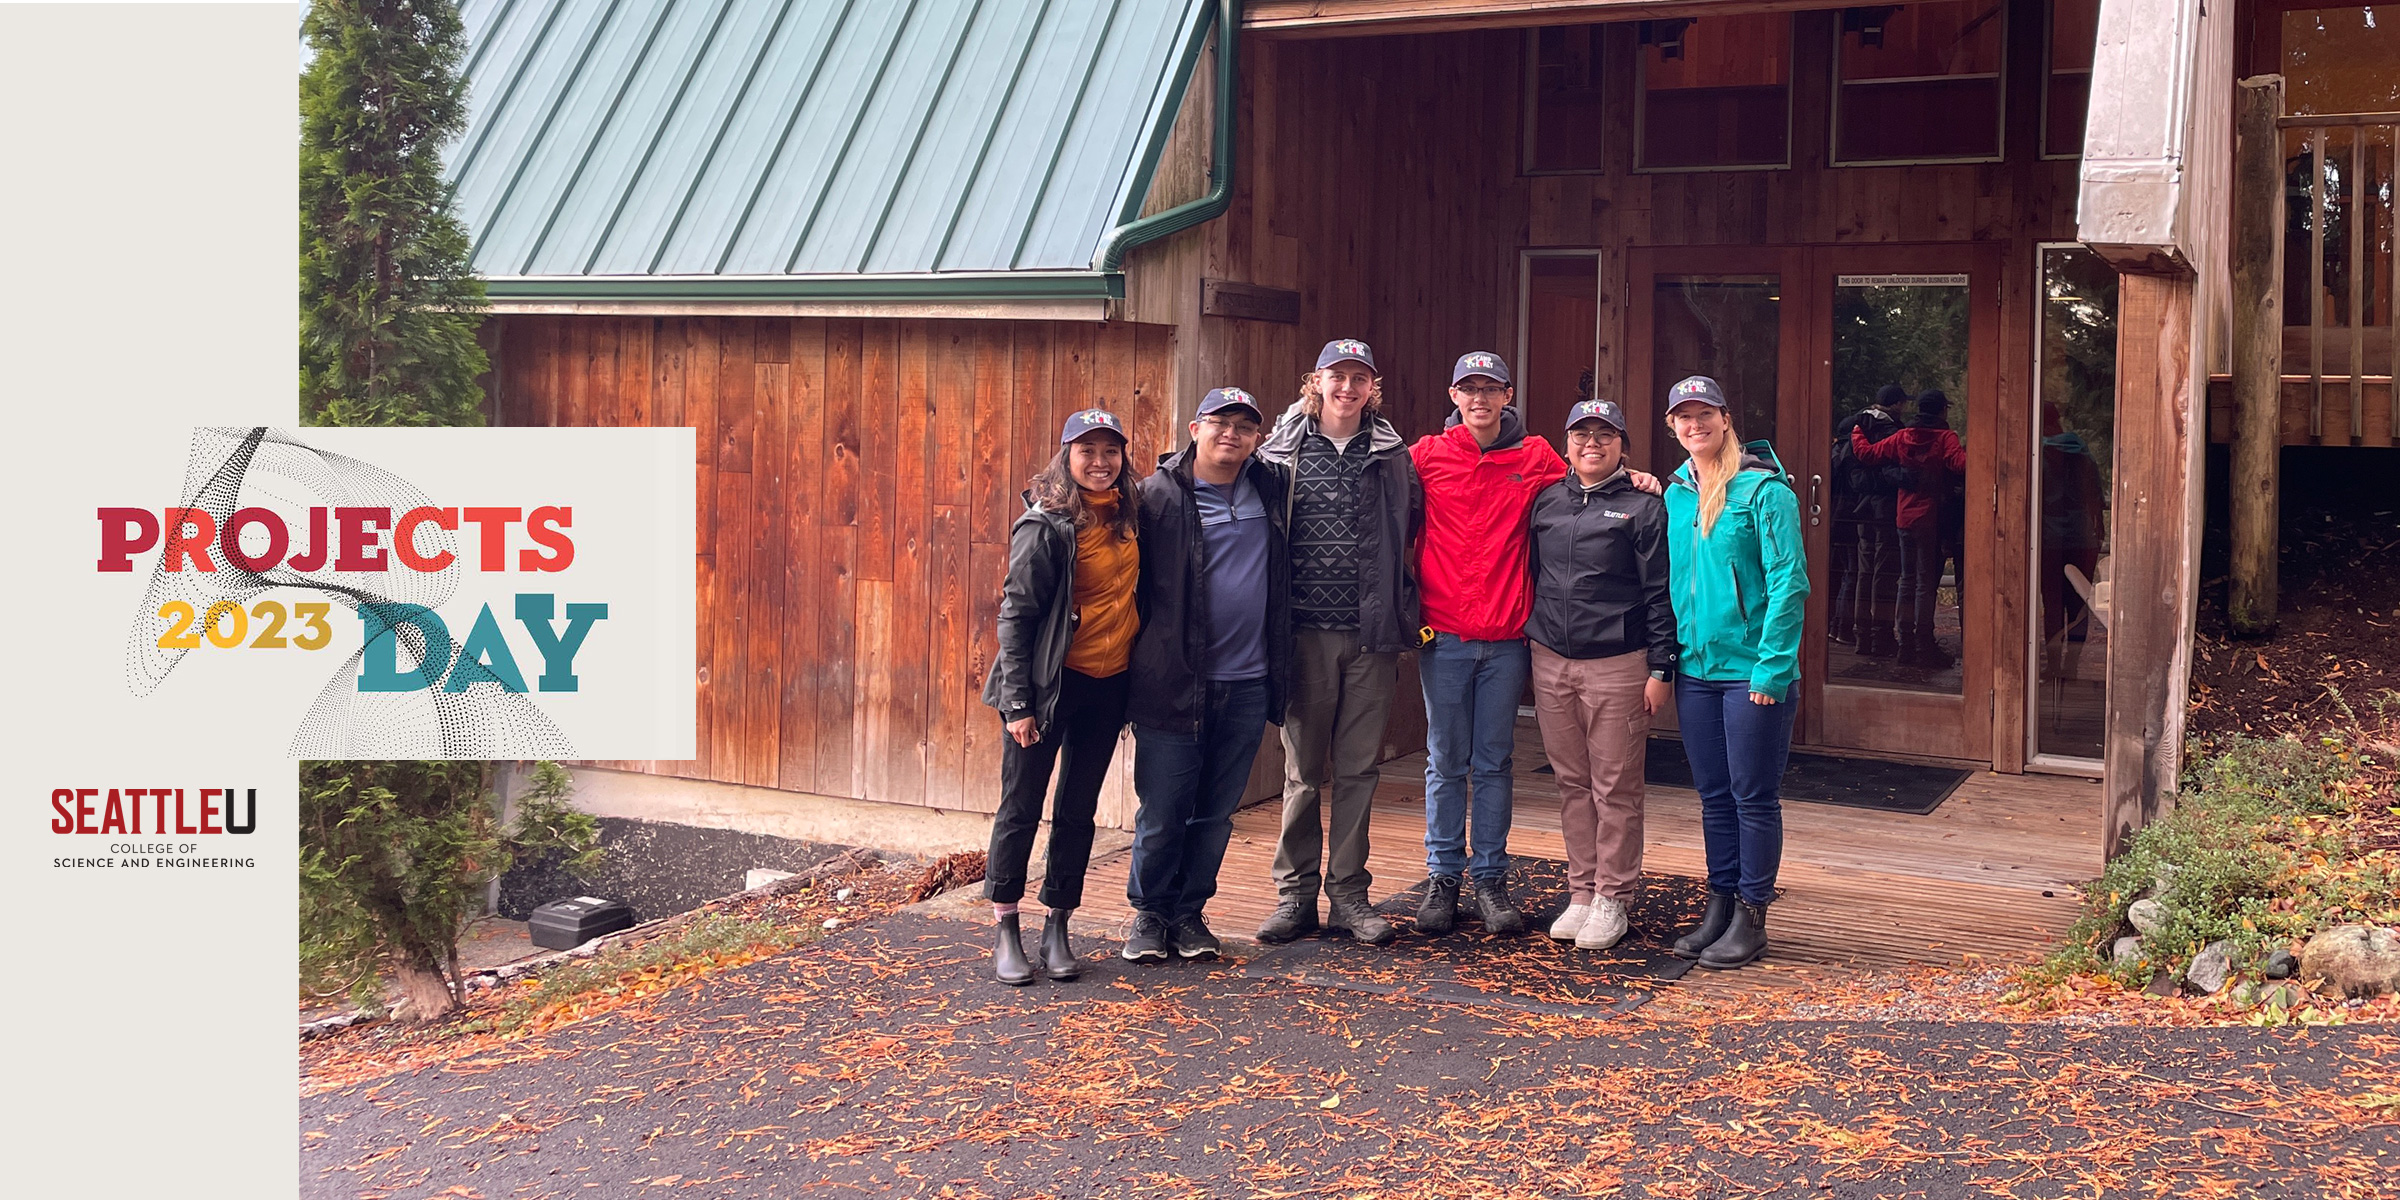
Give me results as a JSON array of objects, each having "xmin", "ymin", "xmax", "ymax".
[{"xmin": 2281, "ymin": 109, "xmax": 2398, "ymax": 442}]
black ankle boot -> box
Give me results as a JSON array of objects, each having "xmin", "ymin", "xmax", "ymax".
[
  {"xmin": 992, "ymin": 913, "xmax": 1035, "ymax": 986},
  {"xmin": 1041, "ymin": 909, "xmax": 1081, "ymax": 981},
  {"xmin": 1698, "ymin": 899, "xmax": 1769, "ymax": 970},
  {"xmin": 1672, "ymin": 892, "xmax": 1737, "ymax": 959}
]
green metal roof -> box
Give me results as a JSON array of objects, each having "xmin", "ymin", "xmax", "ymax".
[{"xmin": 449, "ymin": 0, "xmax": 1215, "ymax": 297}]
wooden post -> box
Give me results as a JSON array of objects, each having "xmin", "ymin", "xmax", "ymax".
[
  {"xmin": 2227, "ymin": 76, "xmax": 2284, "ymax": 635},
  {"xmin": 2103, "ymin": 272, "xmax": 2197, "ymax": 857}
]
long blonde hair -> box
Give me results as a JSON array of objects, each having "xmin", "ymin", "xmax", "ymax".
[
  {"xmin": 1296, "ymin": 369, "xmax": 1384, "ymax": 420},
  {"xmin": 1692, "ymin": 425, "xmax": 1746, "ymax": 538}
]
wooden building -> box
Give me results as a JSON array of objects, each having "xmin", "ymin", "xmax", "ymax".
[{"xmin": 454, "ymin": 0, "xmax": 2394, "ymax": 855}]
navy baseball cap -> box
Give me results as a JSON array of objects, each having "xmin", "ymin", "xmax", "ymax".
[
  {"xmin": 1451, "ymin": 351, "xmax": 1511, "ymax": 386},
  {"xmin": 1666, "ymin": 375, "xmax": 1728, "ymax": 410},
  {"xmin": 1315, "ymin": 338, "xmax": 1378, "ymax": 373},
  {"xmin": 1565, "ymin": 399, "xmax": 1627, "ymax": 434},
  {"xmin": 1196, "ymin": 386, "xmax": 1263, "ymax": 421},
  {"xmin": 1059, "ymin": 408, "xmax": 1127, "ymax": 444}
]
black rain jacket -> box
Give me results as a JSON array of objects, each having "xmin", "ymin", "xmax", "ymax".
[
  {"xmin": 978, "ymin": 496, "xmax": 1085, "ymax": 730},
  {"xmin": 1125, "ymin": 445, "xmax": 1291, "ymax": 733},
  {"xmin": 1525, "ymin": 467, "xmax": 1680, "ymax": 674}
]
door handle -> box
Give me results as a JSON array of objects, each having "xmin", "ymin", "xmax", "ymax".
[{"xmin": 1808, "ymin": 474, "xmax": 1823, "ymax": 526}]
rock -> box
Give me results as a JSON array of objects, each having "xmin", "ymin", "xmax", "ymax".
[
  {"xmin": 2298, "ymin": 925, "xmax": 2400, "ymax": 1000},
  {"xmin": 299, "ymin": 1012, "xmax": 371, "ymax": 1039},
  {"xmin": 2185, "ymin": 940, "xmax": 2238, "ymax": 994},
  {"xmin": 745, "ymin": 868, "xmax": 796, "ymax": 891},
  {"xmin": 2150, "ymin": 863, "xmax": 2180, "ymax": 896},
  {"xmin": 2143, "ymin": 972, "xmax": 2179, "ymax": 997},
  {"xmin": 822, "ymin": 917, "xmax": 841, "ymax": 930},
  {"xmin": 835, "ymin": 887, "xmax": 854, "ymax": 903},
  {"xmin": 2230, "ymin": 981, "xmax": 2262, "ymax": 1008},
  {"xmin": 2262, "ymin": 948, "xmax": 2297, "ymax": 980},
  {"xmin": 2126, "ymin": 898, "xmax": 2168, "ymax": 936},
  {"xmin": 2111, "ymin": 936, "xmax": 2143, "ymax": 967}
]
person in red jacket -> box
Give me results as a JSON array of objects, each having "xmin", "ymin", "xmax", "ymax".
[
  {"xmin": 1406, "ymin": 351, "xmax": 1568, "ymax": 936},
  {"xmin": 1849, "ymin": 389, "xmax": 1966, "ymax": 669}
]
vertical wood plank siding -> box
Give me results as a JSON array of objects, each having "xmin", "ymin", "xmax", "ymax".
[
  {"xmin": 1122, "ymin": 2, "xmax": 2081, "ymax": 773},
  {"xmin": 491, "ymin": 316, "xmax": 1179, "ymax": 823}
]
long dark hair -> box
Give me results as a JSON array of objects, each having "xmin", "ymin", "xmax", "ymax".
[{"xmin": 1030, "ymin": 443, "xmax": 1139, "ymax": 539}]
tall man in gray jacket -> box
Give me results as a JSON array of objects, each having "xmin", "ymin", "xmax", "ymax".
[{"xmin": 1254, "ymin": 339, "xmax": 1422, "ymax": 946}]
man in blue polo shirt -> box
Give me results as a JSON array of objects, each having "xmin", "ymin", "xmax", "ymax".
[{"xmin": 1122, "ymin": 387, "xmax": 1292, "ymax": 962}]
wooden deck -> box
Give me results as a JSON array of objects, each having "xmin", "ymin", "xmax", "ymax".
[{"xmin": 1066, "ymin": 718, "xmax": 2103, "ymax": 991}]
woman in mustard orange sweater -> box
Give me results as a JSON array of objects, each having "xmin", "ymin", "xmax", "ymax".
[{"xmin": 978, "ymin": 410, "xmax": 1141, "ymax": 985}]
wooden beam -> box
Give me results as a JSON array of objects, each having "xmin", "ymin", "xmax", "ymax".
[
  {"xmin": 2102, "ymin": 272, "xmax": 2197, "ymax": 857},
  {"xmin": 1245, "ymin": 0, "xmax": 1834, "ymax": 38},
  {"xmin": 2227, "ymin": 76, "xmax": 2283, "ymax": 635}
]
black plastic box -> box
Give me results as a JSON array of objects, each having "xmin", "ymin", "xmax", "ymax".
[{"xmin": 529, "ymin": 896, "xmax": 635, "ymax": 950}]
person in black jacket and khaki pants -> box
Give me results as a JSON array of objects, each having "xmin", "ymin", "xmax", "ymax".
[
  {"xmin": 979, "ymin": 409, "xmax": 1142, "ymax": 986},
  {"xmin": 1526, "ymin": 399, "xmax": 1679, "ymax": 950}
]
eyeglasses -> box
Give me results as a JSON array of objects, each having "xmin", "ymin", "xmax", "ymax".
[
  {"xmin": 1453, "ymin": 384, "xmax": 1510, "ymax": 399},
  {"xmin": 1565, "ymin": 428, "xmax": 1621, "ymax": 445},
  {"xmin": 1197, "ymin": 415, "xmax": 1261, "ymax": 436}
]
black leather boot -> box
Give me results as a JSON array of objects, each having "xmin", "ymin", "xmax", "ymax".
[
  {"xmin": 1415, "ymin": 875, "xmax": 1461, "ymax": 936},
  {"xmin": 1041, "ymin": 909, "xmax": 1082, "ymax": 982},
  {"xmin": 992, "ymin": 913, "xmax": 1035, "ymax": 986},
  {"xmin": 1698, "ymin": 899, "xmax": 1769, "ymax": 970},
  {"xmin": 1672, "ymin": 891, "xmax": 1737, "ymax": 960}
]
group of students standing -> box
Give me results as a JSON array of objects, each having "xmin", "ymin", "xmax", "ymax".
[{"xmin": 977, "ymin": 340, "xmax": 1808, "ymax": 987}]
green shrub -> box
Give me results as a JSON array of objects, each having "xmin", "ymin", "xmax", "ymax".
[{"xmin": 2044, "ymin": 734, "xmax": 2382, "ymax": 989}]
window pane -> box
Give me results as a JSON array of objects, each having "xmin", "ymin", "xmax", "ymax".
[
  {"xmin": 1528, "ymin": 26, "xmax": 1605, "ymax": 172},
  {"xmin": 1833, "ymin": 2, "xmax": 2005, "ymax": 163},
  {"xmin": 1639, "ymin": 15, "xmax": 1790, "ymax": 169},
  {"xmin": 1826, "ymin": 278, "xmax": 1971, "ymax": 694},
  {"xmin": 2033, "ymin": 246, "xmax": 2117, "ymax": 760},
  {"xmin": 1652, "ymin": 275, "xmax": 1780, "ymax": 472},
  {"xmin": 2044, "ymin": 0, "xmax": 2099, "ymax": 157},
  {"xmin": 2280, "ymin": 6, "xmax": 2400, "ymax": 116},
  {"xmin": 1525, "ymin": 256, "xmax": 1600, "ymax": 438}
]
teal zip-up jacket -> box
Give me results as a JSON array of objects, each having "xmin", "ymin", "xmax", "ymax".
[{"xmin": 1663, "ymin": 442, "xmax": 1810, "ymax": 701}]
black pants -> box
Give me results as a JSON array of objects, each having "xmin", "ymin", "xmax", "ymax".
[{"xmin": 984, "ymin": 668, "xmax": 1131, "ymax": 909}]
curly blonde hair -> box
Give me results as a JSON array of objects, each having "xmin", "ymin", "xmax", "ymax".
[{"xmin": 1296, "ymin": 368, "xmax": 1384, "ymax": 421}]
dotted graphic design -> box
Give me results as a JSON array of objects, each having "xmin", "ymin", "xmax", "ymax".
[{"xmin": 125, "ymin": 427, "xmax": 575, "ymax": 760}]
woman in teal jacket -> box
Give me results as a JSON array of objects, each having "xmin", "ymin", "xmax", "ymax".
[{"xmin": 1658, "ymin": 375, "xmax": 1808, "ymax": 970}]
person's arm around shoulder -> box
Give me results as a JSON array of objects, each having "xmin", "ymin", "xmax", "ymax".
[
  {"xmin": 1940, "ymin": 429, "xmax": 1967, "ymax": 475},
  {"xmin": 991, "ymin": 513, "xmax": 1063, "ymax": 744},
  {"xmin": 1748, "ymin": 477, "xmax": 1810, "ymax": 705},
  {"xmin": 1850, "ymin": 425, "xmax": 1898, "ymax": 464},
  {"xmin": 1522, "ymin": 432, "xmax": 1569, "ymax": 492},
  {"xmin": 1636, "ymin": 494, "xmax": 1678, "ymax": 714}
]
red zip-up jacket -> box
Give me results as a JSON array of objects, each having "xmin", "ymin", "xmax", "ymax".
[
  {"xmin": 1410, "ymin": 407, "xmax": 1569, "ymax": 641},
  {"xmin": 1849, "ymin": 422, "xmax": 1965, "ymax": 533}
]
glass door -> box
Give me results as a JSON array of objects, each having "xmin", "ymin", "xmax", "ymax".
[{"xmin": 1795, "ymin": 246, "xmax": 2001, "ymax": 761}]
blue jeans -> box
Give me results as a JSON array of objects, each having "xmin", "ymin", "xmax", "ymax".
[
  {"xmin": 1128, "ymin": 678, "xmax": 1272, "ymax": 920},
  {"xmin": 1418, "ymin": 633, "xmax": 1530, "ymax": 882},
  {"xmin": 1676, "ymin": 675, "xmax": 1796, "ymax": 905}
]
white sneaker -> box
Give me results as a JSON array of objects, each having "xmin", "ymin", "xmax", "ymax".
[
  {"xmin": 1576, "ymin": 897, "xmax": 1630, "ymax": 950},
  {"xmin": 1548, "ymin": 901, "xmax": 1593, "ymax": 941}
]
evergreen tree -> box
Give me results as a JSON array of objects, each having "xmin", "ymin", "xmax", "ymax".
[
  {"xmin": 300, "ymin": 0, "xmax": 487, "ymax": 428},
  {"xmin": 296, "ymin": 2, "xmax": 584, "ymax": 1023}
]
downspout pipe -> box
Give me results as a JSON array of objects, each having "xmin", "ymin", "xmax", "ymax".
[{"xmin": 1093, "ymin": 0, "xmax": 1238, "ymax": 277}]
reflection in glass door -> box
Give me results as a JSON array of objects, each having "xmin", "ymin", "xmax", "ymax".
[
  {"xmin": 1822, "ymin": 276, "xmax": 1972, "ymax": 697},
  {"xmin": 2031, "ymin": 245, "xmax": 2118, "ymax": 764},
  {"xmin": 1650, "ymin": 275, "xmax": 1781, "ymax": 473}
]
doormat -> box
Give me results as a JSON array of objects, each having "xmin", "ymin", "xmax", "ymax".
[
  {"xmin": 1241, "ymin": 860, "xmax": 1704, "ymax": 1017},
  {"xmin": 1538, "ymin": 739, "xmax": 1972, "ymax": 816}
]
